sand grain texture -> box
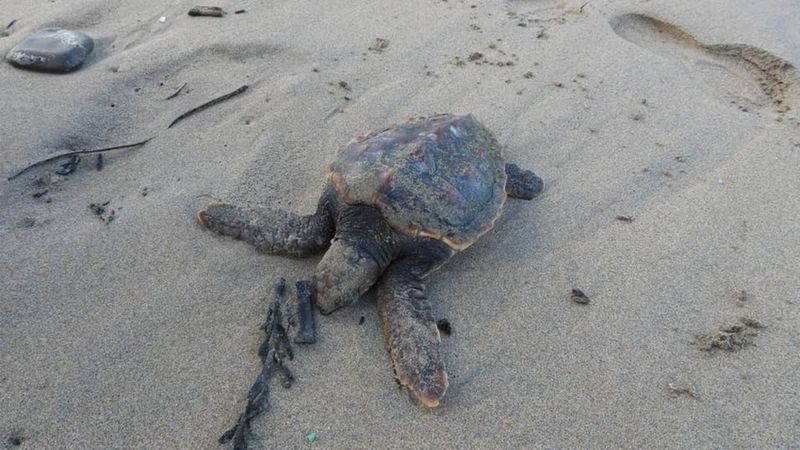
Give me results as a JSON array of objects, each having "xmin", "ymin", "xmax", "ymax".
[{"xmin": 2, "ymin": 0, "xmax": 799, "ymax": 448}]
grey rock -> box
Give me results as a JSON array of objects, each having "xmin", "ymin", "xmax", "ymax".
[{"xmin": 6, "ymin": 28, "xmax": 94, "ymax": 72}]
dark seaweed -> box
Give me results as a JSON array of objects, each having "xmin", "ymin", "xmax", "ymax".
[
  {"xmin": 54, "ymin": 155, "xmax": 80, "ymax": 175},
  {"xmin": 219, "ymin": 278, "xmax": 294, "ymax": 450}
]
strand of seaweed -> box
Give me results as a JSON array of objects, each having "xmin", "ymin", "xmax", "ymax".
[{"xmin": 219, "ymin": 278, "xmax": 294, "ymax": 450}]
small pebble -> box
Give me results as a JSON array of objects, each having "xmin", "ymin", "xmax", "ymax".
[
  {"xmin": 570, "ymin": 288, "xmax": 590, "ymax": 304},
  {"xmin": 158, "ymin": 16, "xmax": 167, "ymax": 23},
  {"xmin": 6, "ymin": 28, "xmax": 94, "ymax": 72}
]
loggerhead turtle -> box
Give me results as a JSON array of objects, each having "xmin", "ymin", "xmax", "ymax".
[{"xmin": 197, "ymin": 114, "xmax": 543, "ymax": 407}]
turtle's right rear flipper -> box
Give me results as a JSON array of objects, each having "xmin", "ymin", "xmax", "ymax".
[{"xmin": 376, "ymin": 260, "xmax": 448, "ymax": 408}]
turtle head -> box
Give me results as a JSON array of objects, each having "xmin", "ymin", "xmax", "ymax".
[{"xmin": 504, "ymin": 163, "xmax": 544, "ymax": 200}]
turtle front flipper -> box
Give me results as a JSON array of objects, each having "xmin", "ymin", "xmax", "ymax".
[
  {"xmin": 197, "ymin": 201, "xmax": 333, "ymax": 257},
  {"xmin": 505, "ymin": 163, "xmax": 543, "ymax": 200},
  {"xmin": 376, "ymin": 255, "xmax": 450, "ymax": 408},
  {"xmin": 313, "ymin": 204, "xmax": 399, "ymax": 314}
]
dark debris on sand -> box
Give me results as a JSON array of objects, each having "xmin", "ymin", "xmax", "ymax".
[
  {"xmin": 219, "ymin": 279, "xmax": 296, "ymax": 450},
  {"xmin": 188, "ymin": 6, "xmax": 226, "ymax": 17},
  {"xmin": 693, "ymin": 317, "xmax": 765, "ymax": 352},
  {"xmin": 89, "ymin": 200, "xmax": 116, "ymax": 224},
  {"xmin": 570, "ymin": 288, "xmax": 590, "ymax": 304},
  {"xmin": 168, "ymin": 85, "xmax": 248, "ymax": 128},
  {"xmin": 436, "ymin": 319, "xmax": 452, "ymax": 335},
  {"xmin": 7, "ymin": 138, "xmax": 150, "ymax": 181},
  {"xmin": 293, "ymin": 280, "xmax": 316, "ymax": 344}
]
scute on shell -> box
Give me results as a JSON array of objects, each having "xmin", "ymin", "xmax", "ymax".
[{"xmin": 327, "ymin": 114, "xmax": 507, "ymax": 250}]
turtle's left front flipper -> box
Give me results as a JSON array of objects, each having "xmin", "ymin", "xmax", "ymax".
[
  {"xmin": 376, "ymin": 256, "xmax": 449, "ymax": 408},
  {"xmin": 197, "ymin": 200, "xmax": 333, "ymax": 257}
]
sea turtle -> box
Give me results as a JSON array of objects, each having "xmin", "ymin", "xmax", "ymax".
[{"xmin": 197, "ymin": 114, "xmax": 543, "ymax": 407}]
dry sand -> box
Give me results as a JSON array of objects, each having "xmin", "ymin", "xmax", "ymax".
[{"xmin": 2, "ymin": 0, "xmax": 800, "ymax": 448}]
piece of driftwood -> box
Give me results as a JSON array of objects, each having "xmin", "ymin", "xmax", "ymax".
[
  {"xmin": 168, "ymin": 84, "xmax": 248, "ymax": 128},
  {"xmin": 219, "ymin": 278, "xmax": 294, "ymax": 450},
  {"xmin": 188, "ymin": 6, "xmax": 226, "ymax": 17},
  {"xmin": 7, "ymin": 138, "xmax": 152, "ymax": 181},
  {"xmin": 294, "ymin": 280, "xmax": 316, "ymax": 344}
]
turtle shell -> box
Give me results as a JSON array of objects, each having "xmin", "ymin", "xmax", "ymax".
[{"xmin": 327, "ymin": 114, "xmax": 507, "ymax": 250}]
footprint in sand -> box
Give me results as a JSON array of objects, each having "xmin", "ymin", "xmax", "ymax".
[{"xmin": 609, "ymin": 13, "xmax": 800, "ymax": 119}]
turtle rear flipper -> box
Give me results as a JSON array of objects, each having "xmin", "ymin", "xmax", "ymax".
[{"xmin": 377, "ymin": 254, "xmax": 450, "ymax": 407}]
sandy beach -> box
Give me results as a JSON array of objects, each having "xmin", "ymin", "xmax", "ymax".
[{"xmin": 2, "ymin": 0, "xmax": 799, "ymax": 448}]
